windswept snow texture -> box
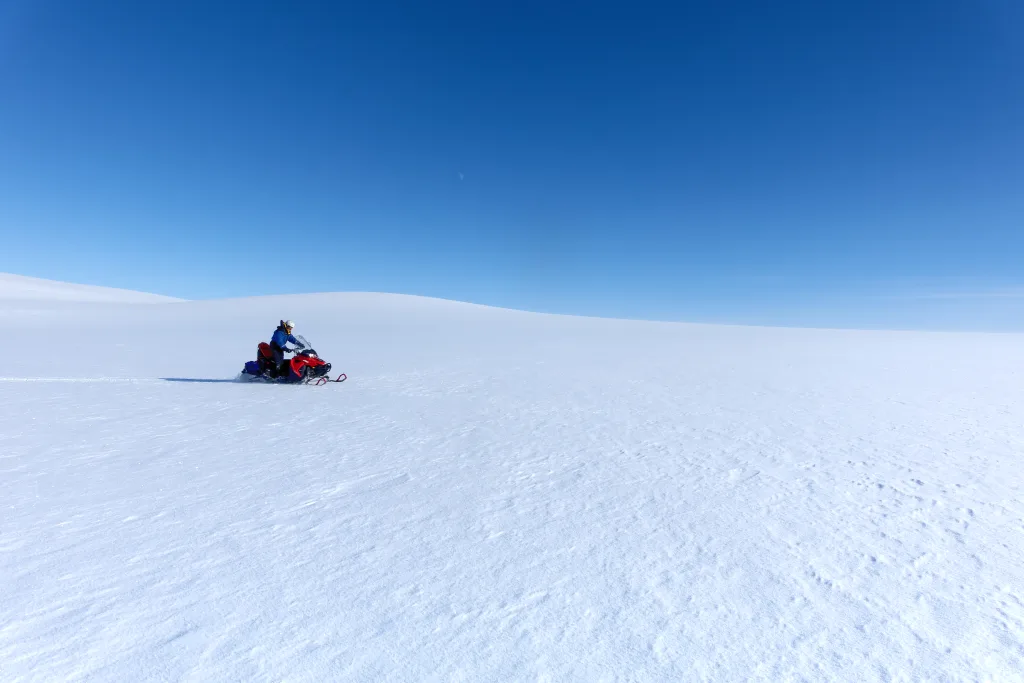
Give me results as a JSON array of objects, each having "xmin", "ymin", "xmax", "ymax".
[{"xmin": 2, "ymin": 279, "xmax": 1024, "ymax": 681}]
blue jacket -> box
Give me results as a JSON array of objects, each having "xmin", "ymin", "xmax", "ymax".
[{"xmin": 271, "ymin": 328, "xmax": 302, "ymax": 350}]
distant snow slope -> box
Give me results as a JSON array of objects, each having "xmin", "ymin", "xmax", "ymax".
[
  {"xmin": 2, "ymin": 280, "xmax": 1023, "ymax": 682},
  {"xmin": 0, "ymin": 273, "xmax": 182, "ymax": 303}
]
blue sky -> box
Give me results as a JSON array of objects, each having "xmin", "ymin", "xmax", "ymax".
[{"xmin": 1, "ymin": 1, "xmax": 1022, "ymax": 329}]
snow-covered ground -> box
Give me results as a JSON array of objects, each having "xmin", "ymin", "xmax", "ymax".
[
  {"xmin": 0, "ymin": 273, "xmax": 182, "ymax": 303},
  {"xmin": 3, "ymin": 275, "xmax": 1023, "ymax": 682}
]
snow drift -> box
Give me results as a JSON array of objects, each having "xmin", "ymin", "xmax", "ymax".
[{"xmin": 2, "ymin": 274, "xmax": 1023, "ymax": 681}]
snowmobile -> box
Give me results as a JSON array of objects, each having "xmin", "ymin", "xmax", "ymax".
[{"xmin": 240, "ymin": 335, "xmax": 344, "ymax": 385}]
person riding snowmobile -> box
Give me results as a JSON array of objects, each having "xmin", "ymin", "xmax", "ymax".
[{"xmin": 269, "ymin": 320, "xmax": 305, "ymax": 375}]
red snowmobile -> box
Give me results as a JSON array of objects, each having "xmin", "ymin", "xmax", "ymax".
[{"xmin": 241, "ymin": 335, "xmax": 344, "ymax": 385}]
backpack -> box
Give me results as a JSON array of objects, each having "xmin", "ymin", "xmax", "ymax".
[{"xmin": 257, "ymin": 342, "xmax": 274, "ymax": 363}]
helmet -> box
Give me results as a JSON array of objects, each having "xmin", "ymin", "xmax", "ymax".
[{"xmin": 281, "ymin": 319, "xmax": 295, "ymax": 331}]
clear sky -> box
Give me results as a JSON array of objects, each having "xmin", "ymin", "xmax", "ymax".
[{"xmin": 1, "ymin": 1, "xmax": 1023, "ymax": 329}]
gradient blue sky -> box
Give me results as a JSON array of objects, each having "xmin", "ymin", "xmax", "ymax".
[{"xmin": 1, "ymin": 1, "xmax": 1023, "ymax": 328}]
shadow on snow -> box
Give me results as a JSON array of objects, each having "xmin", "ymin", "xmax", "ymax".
[{"xmin": 161, "ymin": 378, "xmax": 239, "ymax": 384}]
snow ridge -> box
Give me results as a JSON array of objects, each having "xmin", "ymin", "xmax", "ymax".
[{"xmin": 0, "ymin": 273, "xmax": 182, "ymax": 303}]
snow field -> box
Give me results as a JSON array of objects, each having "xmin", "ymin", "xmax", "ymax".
[{"xmin": 2, "ymin": 279, "xmax": 1023, "ymax": 681}]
